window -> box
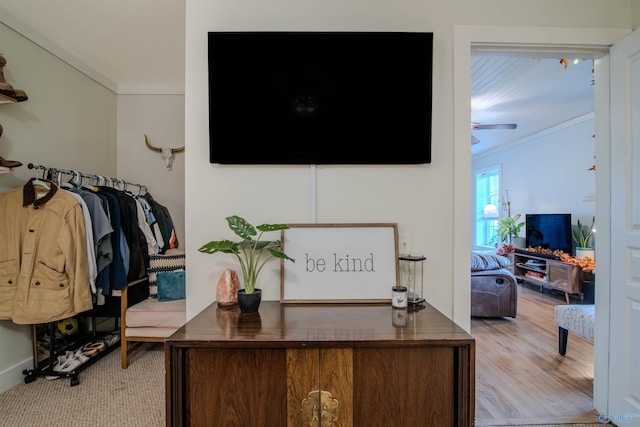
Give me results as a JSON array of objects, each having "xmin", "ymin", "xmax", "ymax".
[{"xmin": 474, "ymin": 166, "xmax": 501, "ymax": 248}]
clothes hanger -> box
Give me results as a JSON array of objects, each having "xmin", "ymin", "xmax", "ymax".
[{"xmin": 31, "ymin": 167, "xmax": 51, "ymax": 190}]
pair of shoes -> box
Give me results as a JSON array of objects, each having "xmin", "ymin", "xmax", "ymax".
[
  {"xmin": 0, "ymin": 54, "xmax": 20, "ymax": 101},
  {"xmin": 81, "ymin": 341, "xmax": 106, "ymax": 357},
  {"xmin": 0, "ymin": 87, "xmax": 15, "ymax": 98},
  {"xmin": 13, "ymin": 89, "xmax": 28, "ymax": 102},
  {"xmin": 0, "ymin": 86, "xmax": 27, "ymax": 102},
  {"xmin": 39, "ymin": 329, "xmax": 64, "ymax": 345},
  {"xmin": 57, "ymin": 350, "xmax": 85, "ymax": 372},
  {"xmin": 0, "ymin": 156, "xmax": 23, "ymax": 168},
  {"xmin": 100, "ymin": 332, "xmax": 120, "ymax": 347},
  {"xmin": 45, "ymin": 352, "xmax": 83, "ymax": 379},
  {"xmin": 71, "ymin": 348, "xmax": 90, "ymax": 364}
]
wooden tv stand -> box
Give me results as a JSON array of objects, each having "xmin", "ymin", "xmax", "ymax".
[
  {"xmin": 509, "ymin": 251, "xmax": 581, "ymax": 303},
  {"xmin": 165, "ymin": 301, "xmax": 475, "ymax": 426}
]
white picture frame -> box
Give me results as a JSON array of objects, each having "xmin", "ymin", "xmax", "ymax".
[{"xmin": 280, "ymin": 223, "xmax": 399, "ymax": 303}]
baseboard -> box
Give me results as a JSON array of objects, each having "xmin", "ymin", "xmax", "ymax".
[{"xmin": 0, "ymin": 356, "xmax": 33, "ymax": 394}]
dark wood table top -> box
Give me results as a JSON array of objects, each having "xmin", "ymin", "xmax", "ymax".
[{"xmin": 166, "ymin": 301, "xmax": 474, "ymax": 348}]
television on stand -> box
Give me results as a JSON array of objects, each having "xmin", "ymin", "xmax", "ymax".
[{"xmin": 524, "ymin": 213, "xmax": 573, "ymax": 257}]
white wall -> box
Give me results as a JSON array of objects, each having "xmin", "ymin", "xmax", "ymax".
[
  {"xmin": 184, "ymin": 0, "xmax": 632, "ymax": 328},
  {"xmin": 0, "ymin": 26, "xmax": 187, "ymax": 392},
  {"xmin": 0, "ymin": 23, "xmax": 117, "ymax": 391},
  {"xmin": 116, "ymin": 95, "xmax": 186, "ymax": 248},
  {"xmin": 473, "ymin": 115, "xmax": 597, "ymax": 249}
]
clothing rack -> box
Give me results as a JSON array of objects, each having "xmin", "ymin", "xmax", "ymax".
[
  {"xmin": 20, "ymin": 163, "xmax": 149, "ymax": 386},
  {"xmin": 27, "ymin": 162, "xmax": 148, "ymax": 195}
]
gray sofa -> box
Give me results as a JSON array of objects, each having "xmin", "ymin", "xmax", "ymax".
[{"xmin": 471, "ymin": 253, "xmax": 518, "ymax": 318}]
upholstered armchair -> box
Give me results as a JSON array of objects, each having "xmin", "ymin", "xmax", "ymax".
[{"xmin": 471, "ymin": 253, "xmax": 518, "ymax": 318}]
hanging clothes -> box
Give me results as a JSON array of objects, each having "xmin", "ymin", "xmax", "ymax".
[
  {"xmin": 95, "ymin": 186, "xmax": 147, "ymax": 283},
  {"xmin": 137, "ymin": 195, "xmax": 165, "ymax": 251},
  {"xmin": 0, "ymin": 178, "xmax": 93, "ymax": 324},
  {"xmin": 62, "ymin": 184, "xmax": 114, "ymax": 277},
  {"xmin": 93, "ymin": 188, "xmax": 129, "ymax": 294},
  {"xmin": 128, "ymin": 191, "xmax": 159, "ymax": 257},
  {"xmin": 143, "ymin": 192, "xmax": 178, "ymax": 253},
  {"xmin": 64, "ymin": 189, "xmax": 98, "ymax": 293}
]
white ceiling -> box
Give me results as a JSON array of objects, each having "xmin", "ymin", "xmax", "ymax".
[
  {"xmin": 0, "ymin": 1, "xmax": 598, "ymax": 156},
  {"xmin": 471, "ymin": 53, "xmax": 596, "ymax": 156},
  {"xmin": 0, "ymin": 0, "xmax": 185, "ymax": 94}
]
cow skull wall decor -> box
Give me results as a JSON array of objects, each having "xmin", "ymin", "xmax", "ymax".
[{"xmin": 144, "ymin": 134, "xmax": 184, "ymax": 171}]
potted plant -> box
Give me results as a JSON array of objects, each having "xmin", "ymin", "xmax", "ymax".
[
  {"xmin": 497, "ymin": 214, "xmax": 525, "ymax": 247},
  {"xmin": 572, "ymin": 216, "xmax": 595, "ymax": 259},
  {"xmin": 198, "ymin": 215, "xmax": 295, "ymax": 313}
]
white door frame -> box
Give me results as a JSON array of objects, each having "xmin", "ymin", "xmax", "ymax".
[
  {"xmin": 608, "ymin": 28, "xmax": 640, "ymax": 424},
  {"xmin": 453, "ymin": 25, "xmax": 630, "ymax": 415}
]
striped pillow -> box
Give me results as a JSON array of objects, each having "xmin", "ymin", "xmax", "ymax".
[{"xmin": 148, "ymin": 251, "xmax": 186, "ymax": 299}]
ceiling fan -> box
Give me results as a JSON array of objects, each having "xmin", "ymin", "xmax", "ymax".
[{"xmin": 470, "ymin": 122, "xmax": 517, "ymax": 145}]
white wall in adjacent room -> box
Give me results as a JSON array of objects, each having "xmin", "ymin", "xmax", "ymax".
[{"xmin": 473, "ymin": 115, "xmax": 597, "ymax": 247}]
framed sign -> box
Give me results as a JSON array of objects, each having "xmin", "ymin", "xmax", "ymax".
[{"xmin": 280, "ymin": 223, "xmax": 399, "ymax": 303}]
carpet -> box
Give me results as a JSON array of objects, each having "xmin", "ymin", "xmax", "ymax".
[{"xmin": 0, "ymin": 343, "xmax": 164, "ymax": 427}]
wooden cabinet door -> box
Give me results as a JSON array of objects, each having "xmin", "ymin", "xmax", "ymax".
[
  {"xmin": 353, "ymin": 347, "xmax": 456, "ymax": 427},
  {"xmin": 287, "ymin": 348, "xmax": 353, "ymax": 426},
  {"xmin": 184, "ymin": 347, "xmax": 287, "ymax": 426},
  {"xmin": 288, "ymin": 346, "xmax": 460, "ymax": 426}
]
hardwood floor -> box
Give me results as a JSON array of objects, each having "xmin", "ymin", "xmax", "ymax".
[{"xmin": 472, "ymin": 282, "xmax": 601, "ymax": 426}]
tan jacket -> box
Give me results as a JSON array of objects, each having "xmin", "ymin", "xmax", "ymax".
[{"xmin": 0, "ymin": 179, "xmax": 92, "ymax": 324}]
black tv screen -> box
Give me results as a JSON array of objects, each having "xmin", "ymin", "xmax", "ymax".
[
  {"xmin": 207, "ymin": 31, "xmax": 433, "ymax": 164},
  {"xmin": 525, "ymin": 214, "xmax": 573, "ymax": 254}
]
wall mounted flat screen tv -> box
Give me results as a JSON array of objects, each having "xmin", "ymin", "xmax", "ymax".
[
  {"xmin": 208, "ymin": 31, "xmax": 433, "ymax": 164},
  {"xmin": 525, "ymin": 213, "xmax": 573, "ymax": 254}
]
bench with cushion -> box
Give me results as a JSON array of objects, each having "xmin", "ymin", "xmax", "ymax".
[
  {"xmin": 120, "ymin": 250, "xmax": 187, "ymax": 368},
  {"xmin": 554, "ymin": 304, "xmax": 595, "ymax": 355}
]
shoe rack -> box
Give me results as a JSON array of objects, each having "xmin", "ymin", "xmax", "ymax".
[{"xmin": 24, "ymin": 315, "xmax": 121, "ymax": 387}]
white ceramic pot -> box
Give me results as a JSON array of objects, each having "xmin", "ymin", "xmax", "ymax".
[
  {"xmin": 576, "ymin": 248, "xmax": 595, "ymax": 260},
  {"xmin": 512, "ymin": 237, "xmax": 526, "ymax": 249}
]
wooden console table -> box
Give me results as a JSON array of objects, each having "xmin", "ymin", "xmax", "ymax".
[{"xmin": 165, "ymin": 301, "xmax": 475, "ymax": 426}]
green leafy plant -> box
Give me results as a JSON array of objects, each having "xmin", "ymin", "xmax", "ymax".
[
  {"xmin": 198, "ymin": 215, "xmax": 295, "ymax": 294},
  {"xmin": 572, "ymin": 216, "xmax": 595, "ymax": 248},
  {"xmin": 497, "ymin": 214, "xmax": 525, "ymax": 243}
]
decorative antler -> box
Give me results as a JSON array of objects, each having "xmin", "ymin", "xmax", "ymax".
[
  {"xmin": 144, "ymin": 134, "xmax": 162, "ymax": 152},
  {"xmin": 144, "ymin": 134, "xmax": 184, "ymax": 171}
]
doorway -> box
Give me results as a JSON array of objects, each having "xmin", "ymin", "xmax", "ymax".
[
  {"xmin": 452, "ymin": 25, "xmax": 627, "ymax": 418},
  {"xmin": 470, "ymin": 51, "xmax": 599, "ymax": 424}
]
